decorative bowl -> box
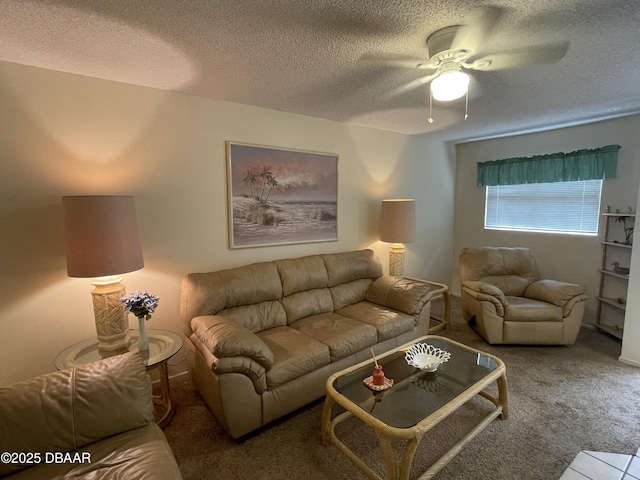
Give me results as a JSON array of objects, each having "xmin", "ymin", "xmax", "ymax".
[{"xmin": 404, "ymin": 343, "xmax": 451, "ymax": 372}]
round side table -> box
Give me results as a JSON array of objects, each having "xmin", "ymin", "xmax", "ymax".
[{"xmin": 55, "ymin": 329, "xmax": 183, "ymax": 428}]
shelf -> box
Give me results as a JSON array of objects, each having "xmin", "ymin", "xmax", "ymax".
[
  {"xmin": 596, "ymin": 296, "xmax": 627, "ymax": 311},
  {"xmin": 602, "ymin": 241, "xmax": 633, "ymax": 249},
  {"xmin": 602, "ymin": 212, "xmax": 635, "ymax": 218},
  {"xmin": 599, "ymin": 269, "xmax": 630, "ymax": 280},
  {"xmin": 598, "ymin": 213, "xmax": 632, "ymax": 341},
  {"xmin": 595, "ymin": 323, "xmax": 624, "ymax": 340}
]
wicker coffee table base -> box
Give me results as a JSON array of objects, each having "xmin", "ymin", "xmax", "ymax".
[{"xmin": 321, "ymin": 342, "xmax": 508, "ymax": 480}]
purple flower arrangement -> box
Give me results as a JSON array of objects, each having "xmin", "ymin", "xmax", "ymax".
[{"xmin": 120, "ymin": 290, "xmax": 160, "ymax": 320}]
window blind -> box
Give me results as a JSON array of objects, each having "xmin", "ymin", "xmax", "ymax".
[{"xmin": 485, "ymin": 179, "xmax": 602, "ymax": 235}]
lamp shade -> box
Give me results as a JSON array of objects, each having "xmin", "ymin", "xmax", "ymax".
[
  {"xmin": 379, "ymin": 199, "xmax": 416, "ymax": 244},
  {"xmin": 63, "ymin": 195, "xmax": 144, "ymax": 278}
]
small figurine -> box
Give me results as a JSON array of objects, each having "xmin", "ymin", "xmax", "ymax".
[
  {"xmin": 363, "ymin": 348, "xmax": 394, "ymax": 391},
  {"xmin": 612, "ymin": 262, "xmax": 630, "ymax": 275},
  {"xmin": 371, "ymin": 348, "xmax": 387, "ymax": 385},
  {"xmin": 373, "ymin": 365, "xmax": 386, "ymax": 385}
]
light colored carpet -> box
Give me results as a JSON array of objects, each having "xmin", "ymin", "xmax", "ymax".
[{"xmin": 163, "ymin": 297, "xmax": 640, "ymax": 480}]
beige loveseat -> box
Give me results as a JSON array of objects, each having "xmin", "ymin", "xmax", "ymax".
[
  {"xmin": 460, "ymin": 246, "xmax": 587, "ymax": 345},
  {"xmin": 0, "ymin": 352, "xmax": 182, "ymax": 480},
  {"xmin": 180, "ymin": 249, "xmax": 435, "ymax": 439}
]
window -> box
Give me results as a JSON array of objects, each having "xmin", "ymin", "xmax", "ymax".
[{"xmin": 484, "ymin": 179, "xmax": 602, "ymax": 235}]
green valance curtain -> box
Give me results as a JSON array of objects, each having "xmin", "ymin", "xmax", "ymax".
[{"xmin": 477, "ymin": 144, "xmax": 620, "ymax": 187}]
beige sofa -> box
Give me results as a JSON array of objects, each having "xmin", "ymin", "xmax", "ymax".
[
  {"xmin": 180, "ymin": 249, "xmax": 435, "ymax": 439},
  {"xmin": 0, "ymin": 352, "xmax": 182, "ymax": 480},
  {"xmin": 459, "ymin": 246, "xmax": 587, "ymax": 345}
]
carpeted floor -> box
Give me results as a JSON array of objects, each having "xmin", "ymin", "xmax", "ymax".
[{"xmin": 163, "ymin": 297, "xmax": 640, "ymax": 480}]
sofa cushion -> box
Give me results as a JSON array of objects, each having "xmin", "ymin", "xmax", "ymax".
[
  {"xmin": 217, "ymin": 300, "xmax": 287, "ymax": 332},
  {"xmin": 258, "ymin": 327, "xmax": 331, "ymax": 388},
  {"xmin": 281, "ymin": 288, "xmax": 333, "ymax": 323},
  {"xmin": 276, "ymin": 255, "xmax": 329, "ymax": 296},
  {"xmin": 191, "ymin": 315, "xmax": 274, "ymax": 368},
  {"xmin": 329, "ymin": 279, "xmax": 373, "ymax": 310},
  {"xmin": 6, "ymin": 423, "xmax": 183, "ymax": 480},
  {"xmin": 0, "ymin": 352, "xmax": 152, "ymax": 477},
  {"xmin": 366, "ymin": 276, "xmax": 431, "ymax": 315},
  {"xmin": 504, "ymin": 296, "xmax": 563, "ymax": 322},
  {"xmin": 290, "ymin": 313, "xmax": 378, "ymax": 361},
  {"xmin": 182, "ymin": 262, "xmax": 283, "ymax": 338},
  {"xmin": 481, "ymin": 275, "xmax": 532, "ymax": 297},
  {"xmin": 218, "ymin": 262, "xmax": 283, "ymax": 306},
  {"xmin": 322, "ymin": 249, "xmax": 383, "ymax": 287},
  {"xmin": 337, "ymin": 302, "xmax": 416, "ymax": 341}
]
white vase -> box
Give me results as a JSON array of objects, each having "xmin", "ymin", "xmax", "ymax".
[{"xmin": 137, "ymin": 316, "xmax": 149, "ymax": 351}]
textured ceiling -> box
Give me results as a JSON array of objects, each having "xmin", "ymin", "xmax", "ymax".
[{"xmin": 1, "ymin": 0, "xmax": 639, "ymax": 142}]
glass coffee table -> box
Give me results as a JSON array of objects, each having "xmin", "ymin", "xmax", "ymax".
[{"xmin": 321, "ymin": 335, "xmax": 508, "ymax": 480}]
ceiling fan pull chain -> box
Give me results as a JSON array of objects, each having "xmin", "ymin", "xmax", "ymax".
[
  {"xmin": 464, "ymin": 89, "xmax": 469, "ymax": 120},
  {"xmin": 428, "ymin": 89, "xmax": 434, "ymax": 124}
]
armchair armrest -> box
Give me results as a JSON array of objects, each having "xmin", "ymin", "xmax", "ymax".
[
  {"xmin": 191, "ymin": 315, "xmax": 274, "ymax": 369},
  {"xmin": 462, "ymin": 280, "xmax": 508, "ymax": 316},
  {"xmin": 524, "ymin": 280, "xmax": 587, "ymax": 315},
  {"xmin": 365, "ymin": 276, "xmax": 431, "ymax": 315}
]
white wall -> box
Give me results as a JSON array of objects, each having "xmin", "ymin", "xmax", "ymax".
[
  {"xmin": 0, "ymin": 61, "xmax": 455, "ymax": 385},
  {"xmin": 453, "ymin": 116, "xmax": 640, "ymax": 329},
  {"xmin": 620, "ymin": 184, "xmax": 640, "ymax": 366}
]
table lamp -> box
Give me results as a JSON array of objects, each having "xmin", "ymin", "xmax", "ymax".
[
  {"xmin": 379, "ymin": 199, "xmax": 416, "ymax": 277},
  {"xmin": 63, "ymin": 195, "xmax": 144, "ymax": 351}
]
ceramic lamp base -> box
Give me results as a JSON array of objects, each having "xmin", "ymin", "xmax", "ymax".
[
  {"xmin": 91, "ymin": 276, "xmax": 131, "ymax": 351},
  {"xmin": 388, "ymin": 243, "xmax": 406, "ymax": 277}
]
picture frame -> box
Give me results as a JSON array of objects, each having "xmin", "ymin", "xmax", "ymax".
[{"xmin": 226, "ymin": 141, "xmax": 338, "ymax": 249}]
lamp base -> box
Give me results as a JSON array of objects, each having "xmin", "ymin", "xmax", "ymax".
[
  {"xmin": 389, "ymin": 243, "xmax": 406, "ymax": 277},
  {"xmin": 91, "ymin": 276, "xmax": 131, "ymax": 351}
]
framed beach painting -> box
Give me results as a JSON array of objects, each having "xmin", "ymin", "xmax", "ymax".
[{"xmin": 226, "ymin": 142, "xmax": 338, "ymax": 249}]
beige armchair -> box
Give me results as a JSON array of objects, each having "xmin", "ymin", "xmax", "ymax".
[{"xmin": 459, "ymin": 247, "xmax": 587, "ymax": 345}]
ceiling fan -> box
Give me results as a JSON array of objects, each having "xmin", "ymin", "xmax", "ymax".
[{"xmin": 366, "ymin": 7, "xmax": 570, "ymax": 113}]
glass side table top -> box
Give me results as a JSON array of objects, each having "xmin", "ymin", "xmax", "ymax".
[
  {"xmin": 55, "ymin": 329, "xmax": 183, "ymax": 371},
  {"xmin": 332, "ymin": 336, "xmax": 500, "ymax": 429}
]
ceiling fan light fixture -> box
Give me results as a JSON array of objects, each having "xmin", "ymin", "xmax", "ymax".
[{"xmin": 430, "ymin": 69, "xmax": 469, "ymax": 101}]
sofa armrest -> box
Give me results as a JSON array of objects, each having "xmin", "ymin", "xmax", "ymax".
[
  {"xmin": 189, "ymin": 333, "xmax": 268, "ymax": 394},
  {"xmin": 191, "ymin": 315, "xmax": 274, "ymax": 369},
  {"xmin": 462, "ymin": 280, "xmax": 508, "ymax": 316},
  {"xmin": 365, "ymin": 276, "xmax": 431, "ymax": 315},
  {"xmin": 0, "ymin": 352, "xmax": 152, "ymax": 477},
  {"xmin": 524, "ymin": 280, "xmax": 587, "ymax": 315}
]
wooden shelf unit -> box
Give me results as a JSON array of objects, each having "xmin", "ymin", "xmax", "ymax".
[{"xmin": 596, "ymin": 212, "xmax": 634, "ymax": 339}]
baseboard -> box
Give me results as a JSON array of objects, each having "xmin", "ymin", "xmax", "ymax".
[{"xmin": 618, "ymin": 356, "xmax": 640, "ymax": 368}]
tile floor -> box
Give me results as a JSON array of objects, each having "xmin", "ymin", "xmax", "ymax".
[{"xmin": 560, "ymin": 448, "xmax": 640, "ymax": 480}]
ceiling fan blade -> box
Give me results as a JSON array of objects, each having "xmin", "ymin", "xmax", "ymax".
[
  {"xmin": 359, "ymin": 54, "xmax": 437, "ymax": 70},
  {"xmin": 465, "ymin": 41, "xmax": 570, "ymax": 71},
  {"xmin": 451, "ymin": 6, "xmax": 505, "ymax": 52},
  {"xmin": 381, "ymin": 72, "xmax": 439, "ymax": 100}
]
